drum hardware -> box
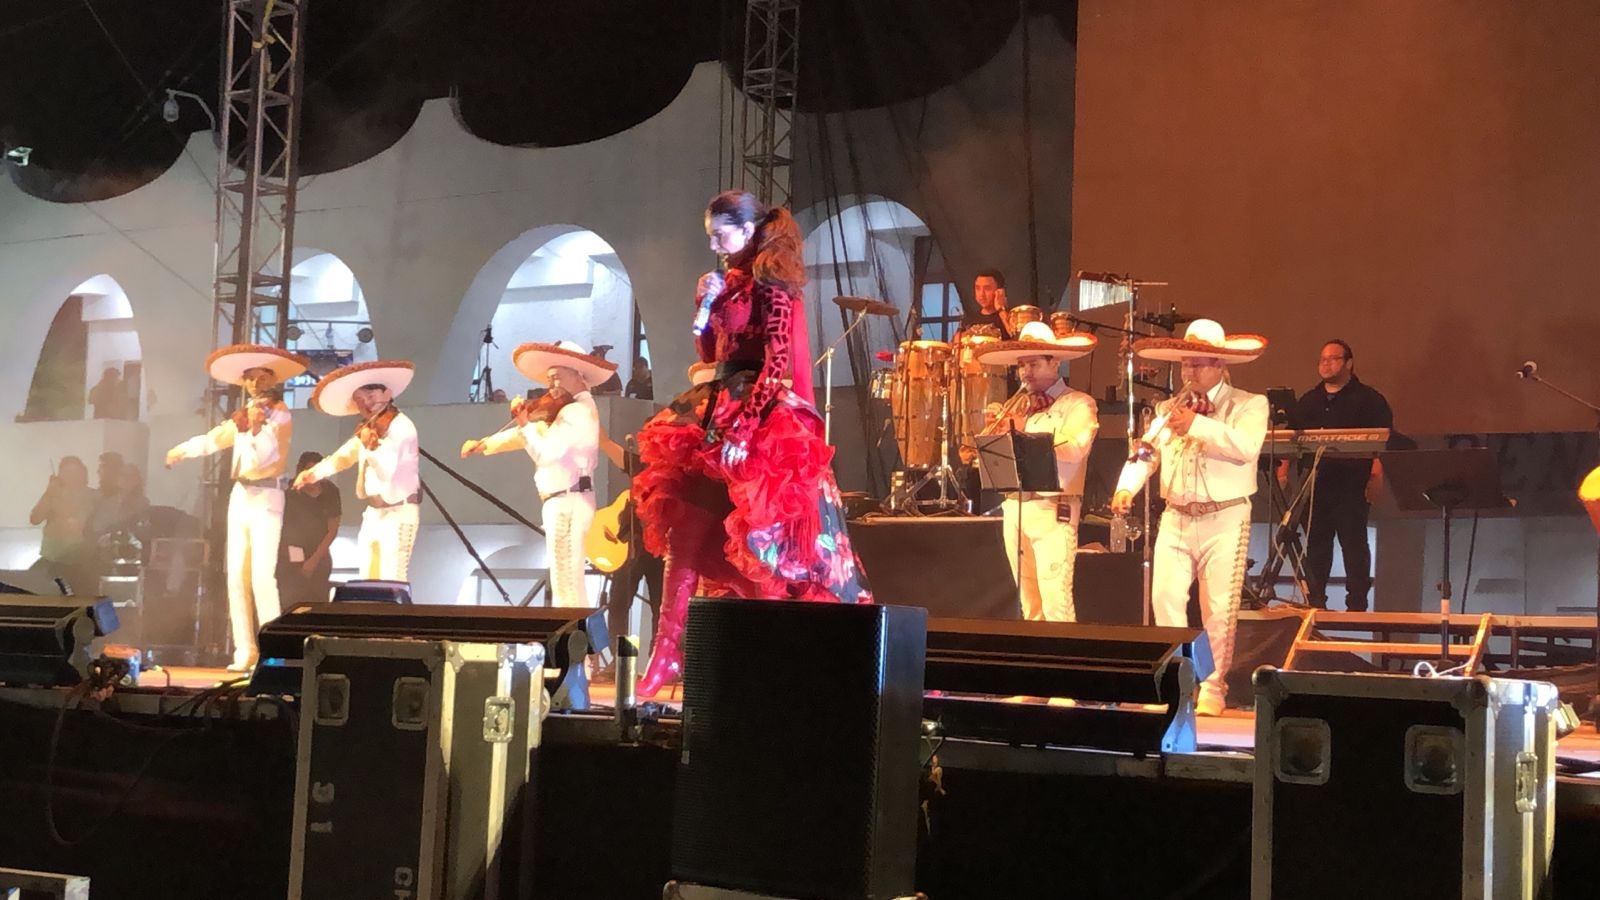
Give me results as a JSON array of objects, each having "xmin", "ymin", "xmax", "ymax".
[{"xmin": 817, "ymin": 296, "xmax": 895, "ymax": 445}]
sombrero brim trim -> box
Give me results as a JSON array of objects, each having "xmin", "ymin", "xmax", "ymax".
[
  {"xmin": 1133, "ymin": 335, "xmax": 1267, "ymax": 364},
  {"xmin": 974, "ymin": 334, "xmax": 1097, "ymax": 366},
  {"xmin": 310, "ymin": 360, "xmax": 416, "ymax": 416},
  {"xmin": 512, "ymin": 343, "xmax": 618, "ymax": 387},
  {"xmin": 205, "ymin": 344, "xmax": 310, "ymax": 385}
]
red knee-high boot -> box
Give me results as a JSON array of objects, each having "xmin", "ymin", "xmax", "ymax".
[{"xmin": 638, "ymin": 552, "xmax": 697, "ymax": 698}]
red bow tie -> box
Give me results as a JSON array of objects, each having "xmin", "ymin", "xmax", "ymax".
[
  {"xmin": 1027, "ymin": 391, "xmax": 1053, "ymax": 414},
  {"xmin": 1190, "ymin": 394, "xmax": 1215, "ymax": 417}
]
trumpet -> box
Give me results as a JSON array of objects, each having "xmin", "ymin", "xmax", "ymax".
[
  {"xmin": 1129, "ymin": 382, "xmax": 1201, "ymax": 462},
  {"xmin": 978, "ymin": 387, "xmax": 1036, "ymax": 437}
]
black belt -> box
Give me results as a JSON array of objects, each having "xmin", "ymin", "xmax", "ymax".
[
  {"xmin": 366, "ymin": 492, "xmax": 421, "ymax": 510},
  {"xmin": 542, "ymin": 476, "xmax": 593, "ymax": 502}
]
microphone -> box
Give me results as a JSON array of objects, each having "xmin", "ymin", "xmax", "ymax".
[
  {"xmin": 691, "ymin": 271, "xmax": 725, "ymax": 337},
  {"xmin": 1516, "ymin": 360, "xmax": 1537, "ymax": 380}
]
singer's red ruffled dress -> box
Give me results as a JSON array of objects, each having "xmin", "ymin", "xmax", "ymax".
[{"xmin": 633, "ymin": 268, "xmax": 869, "ymax": 604}]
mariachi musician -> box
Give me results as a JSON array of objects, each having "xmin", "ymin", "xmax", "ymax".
[
  {"xmin": 461, "ymin": 341, "xmax": 611, "ymax": 608},
  {"xmin": 293, "ymin": 360, "xmax": 421, "ymax": 582},
  {"xmin": 1110, "ymin": 319, "xmax": 1269, "ymax": 716},
  {"xmin": 166, "ymin": 344, "xmax": 309, "ymax": 671},
  {"xmin": 968, "ymin": 321, "xmax": 1099, "ymax": 622}
]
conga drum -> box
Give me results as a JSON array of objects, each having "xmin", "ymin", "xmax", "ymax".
[
  {"xmin": 953, "ymin": 333, "xmax": 1010, "ymax": 448},
  {"xmin": 888, "ymin": 340, "xmax": 951, "ymax": 468}
]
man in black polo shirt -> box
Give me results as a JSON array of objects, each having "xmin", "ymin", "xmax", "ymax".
[
  {"xmin": 1287, "ymin": 339, "xmax": 1393, "ymax": 611},
  {"xmin": 960, "ymin": 268, "xmax": 1011, "ymax": 336}
]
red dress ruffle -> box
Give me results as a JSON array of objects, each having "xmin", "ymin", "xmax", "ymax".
[{"xmin": 634, "ymin": 381, "xmax": 868, "ymax": 604}]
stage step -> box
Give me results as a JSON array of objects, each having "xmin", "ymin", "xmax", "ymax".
[{"xmin": 1282, "ymin": 610, "xmax": 1494, "ymax": 672}]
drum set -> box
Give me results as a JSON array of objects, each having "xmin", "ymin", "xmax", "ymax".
[{"xmin": 869, "ymin": 306, "xmax": 1083, "ymax": 510}]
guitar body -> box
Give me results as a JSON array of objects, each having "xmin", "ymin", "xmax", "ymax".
[{"xmin": 586, "ymin": 489, "xmax": 631, "ymax": 573}]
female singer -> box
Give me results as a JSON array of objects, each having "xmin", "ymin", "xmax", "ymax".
[{"xmin": 632, "ymin": 190, "xmax": 869, "ymax": 697}]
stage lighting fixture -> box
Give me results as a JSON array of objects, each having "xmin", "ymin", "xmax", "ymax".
[
  {"xmin": 4, "ymin": 146, "xmax": 31, "ymax": 167},
  {"xmin": 286, "ymin": 323, "xmax": 304, "ymax": 341},
  {"xmin": 356, "ymin": 326, "xmax": 374, "ymax": 344}
]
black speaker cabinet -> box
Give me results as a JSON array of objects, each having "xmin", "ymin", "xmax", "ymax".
[{"xmin": 671, "ymin": 599, "xmax": 927, "ymax": 900}]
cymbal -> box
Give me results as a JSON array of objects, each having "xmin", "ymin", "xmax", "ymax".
[{"xmin": 833, "ymin": 295, "xmax": 898, "ymax": 317}]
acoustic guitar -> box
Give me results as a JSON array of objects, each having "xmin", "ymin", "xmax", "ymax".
[{"xmin": 586, "ymin": 489, "xmax": 631, "ymax": 574}]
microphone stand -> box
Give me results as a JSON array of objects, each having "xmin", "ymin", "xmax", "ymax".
[
  {"xmin": 1518, "ymin": 365, "xmax": 1600, "ymax": 717},
  {"xmin": 815, "ymin": 308, "xmax": 873, "ymax": 445}
]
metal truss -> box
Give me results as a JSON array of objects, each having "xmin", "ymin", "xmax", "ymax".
[
  {"xmin": 199, "ymin": 0, "xmax": 307, "ymax": 657},
  {"xmin": 738, "ymin": 0, "xmax": 800, "ymax": 206}
]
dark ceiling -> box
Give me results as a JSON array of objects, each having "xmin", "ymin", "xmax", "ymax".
[{"xmin": 0, "ymin": 0, "xmax": 1074, "ymax": 202}]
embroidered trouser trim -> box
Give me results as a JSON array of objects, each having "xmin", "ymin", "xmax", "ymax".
[
  {"xmin": 226, "ymin": 482, "xmax": 284, "ymax": 667},
  {"xmin": 1151, "ymin": 502, "xmax": 1252, "ymax": 706},
  {"xmin": 1001, "ymin": 496, "xmax": 1081, "ymax": 623},
  {"xmin": 543, "ymin": 492, "xmax": 596, "ymax": 607},
  {"xmin": 357, "ymin": 502, "xmax": 420, "ymax": 582}
]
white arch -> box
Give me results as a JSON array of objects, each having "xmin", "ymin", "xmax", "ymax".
[
  {"xmin": 799, "ymin": 197, "xmax": 932, "ymax": 387},
  {"xmin": 431, "ymin": 224, "xmax": 637, "ymax": 403},
  {"xmin": 278, "ymin": 249, "xmax": 378, "ymax": 407}
]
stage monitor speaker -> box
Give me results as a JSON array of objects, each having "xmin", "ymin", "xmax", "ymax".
[
  {"xmin": 1252, "ymin": 668, "xmax": 1559, "ymax": 900},
  {"xmin": 247, "ymin": 602, "xmax": 604, "ymax": 706},
  {"xmin": 0, "ymin": 596, "xmax": 119, "ymax": 686},
  {"xmin": 670, "ymin": 599, "xmax": 926, "ymax": 900},
  {"xmin": 331, "ymin": 579, "xmax": 412, "ymax": 604},
  {"xmin": 923, "ymin": 618, "xmax": 1201, "ymax": 755},
  {"xmin": 846, "ymin": 516, "xmax": 1017, "ymax": 618}
]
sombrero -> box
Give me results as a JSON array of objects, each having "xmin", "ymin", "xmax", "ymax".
[
  {"xmin": 688, "ymin": 361, "xmax": 717, "ymax": 386},
  {"xmin": 1133, "ymin": 318, "xmax": 1267, "ymax": 364},
  {"xmin": 512, "ymin": 341, "xmax": 617, "ymax": 388},
  {"xmin": 310, "ymin": 360, "xmax": 415, "ymax": 416},
  {"xmin": 1581, "ymin": 465, "xmax": 1600, "ymax": 537},
  {"xmin": 973, "ymin": 321, "xmax": 1097, "ymax": 366},
  {"xmin": 205, "ymin": 344, "xmax": 310, "ymax": 386}
]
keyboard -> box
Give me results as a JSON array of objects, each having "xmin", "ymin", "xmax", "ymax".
[{"xmin": 1262, "ymin": 427, "xmax": 1391, "ymax": 457}]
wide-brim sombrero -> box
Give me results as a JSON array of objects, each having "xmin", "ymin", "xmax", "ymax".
[
  {"xmin": 205, "ymin": 344, "xmax": 310, "ymax": 386},
  {"xmin": 512, "ymin": 341, "xmax": 617, "ymax": 387},
  {"xmin": 1133, "ymin": 318, "xmax": 1266, "ymax": 364},
  {"xmin": 310, "ymin": 360, "xmax": 415, "ymax": 416},
  {"xmin": 974, "ymin": 321, "xmax": 1098, "ymax": 366}
]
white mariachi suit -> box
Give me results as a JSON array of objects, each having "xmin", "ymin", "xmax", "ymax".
[
  {"xmin": 309, "ymin": 411, "xmax": 421, "ymax": 582},
  {"xmin": 1000, "ymin": 380, "xmax": 1099, "ymax": 622},
  {"xmin": 1115, "ymin": 381, "xmax": 1268, "ymax": 710},
  {"xmin": 171, "ymin": 404, "xmax": 293, "ymax": 668},
  {"xmin": 480, "ymin": 391, "xmax": 600, "ymax": 607}
]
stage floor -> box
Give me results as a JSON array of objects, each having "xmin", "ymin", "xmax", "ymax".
[{"xmin": 148, "ymin": 665, "xmax": 1600, "ymax": 767}]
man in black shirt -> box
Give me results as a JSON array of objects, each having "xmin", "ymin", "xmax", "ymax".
[
  {"xmin": 279, "ymin": 451, "xmax": 342, "ymax": 606},
  {"xmin": 960, "ymin": 268, "xmax": 1012, "ymax": 336},
  {"xmin": 1285, "ymin": 339, "xmax": 1393, "ymax": 611}
]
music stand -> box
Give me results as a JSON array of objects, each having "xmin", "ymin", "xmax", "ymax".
[
  {"xmin": 977, "ymin": 429, "xmax": 1059, "ymax": 612},
  {"xmin": 1381, "ymin": 449, "xmax": 1511, "ymax": 663}
]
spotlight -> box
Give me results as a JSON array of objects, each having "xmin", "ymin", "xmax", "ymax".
[
  {"xmin": 356, "ymin": 326, "xmax": 374, "ymax": 344},
  {"xmin": 286, "ymin": 323, "xmax": 304, "ymax": 341}
]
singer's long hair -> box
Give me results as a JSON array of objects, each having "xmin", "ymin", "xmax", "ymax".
[{"xmin": 707, "ymin": 190, "xmax": 806, "ymax": 293}]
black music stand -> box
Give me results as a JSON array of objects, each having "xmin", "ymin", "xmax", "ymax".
[
  {"xmin": 977, "ymin": 429, "xmax": 1060, "ymax": 612},
  {"xmin": 1381, "ymin": 449, "xmax": 1511, "ymax": 663}
]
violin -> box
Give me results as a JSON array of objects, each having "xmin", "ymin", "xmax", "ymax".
[
  {"xmin": 516, "ymin": 389, "xmax": 575, "ymax": 425},
  {"xmin": 356, "ymin": 405, "xmax": 400, "ymax": 451},
  {"xmin": 230, "ymin": 396, "xmax": 275, "ymax": 432}
]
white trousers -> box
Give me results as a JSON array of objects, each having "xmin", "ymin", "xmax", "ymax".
[
  {"xmin": 355, "ymin": 502, "xmax": 420, "ymax": 582},
  {"xmin": 1151, "ymin": 502, "xmax": 1252, "ymax": 707},
  {"xmin": 1001, "ymin": 495, "xmax": 1080, "ymax": 622},
  {"xmin": 226, "ymin": 482, "xmax": 284, "ymax": 667},
  {"xmin": 543, "ymin": 492, "xmax": 596, "ymax": 607}
]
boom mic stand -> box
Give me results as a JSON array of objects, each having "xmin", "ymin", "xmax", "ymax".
[
  {"xmin": 469, "ymin": 324, "xmax": 497, "ymax": 402},
  {"xmin": 1516, "ymin": 360, "xmax": 1600, "ymax": 717}
]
